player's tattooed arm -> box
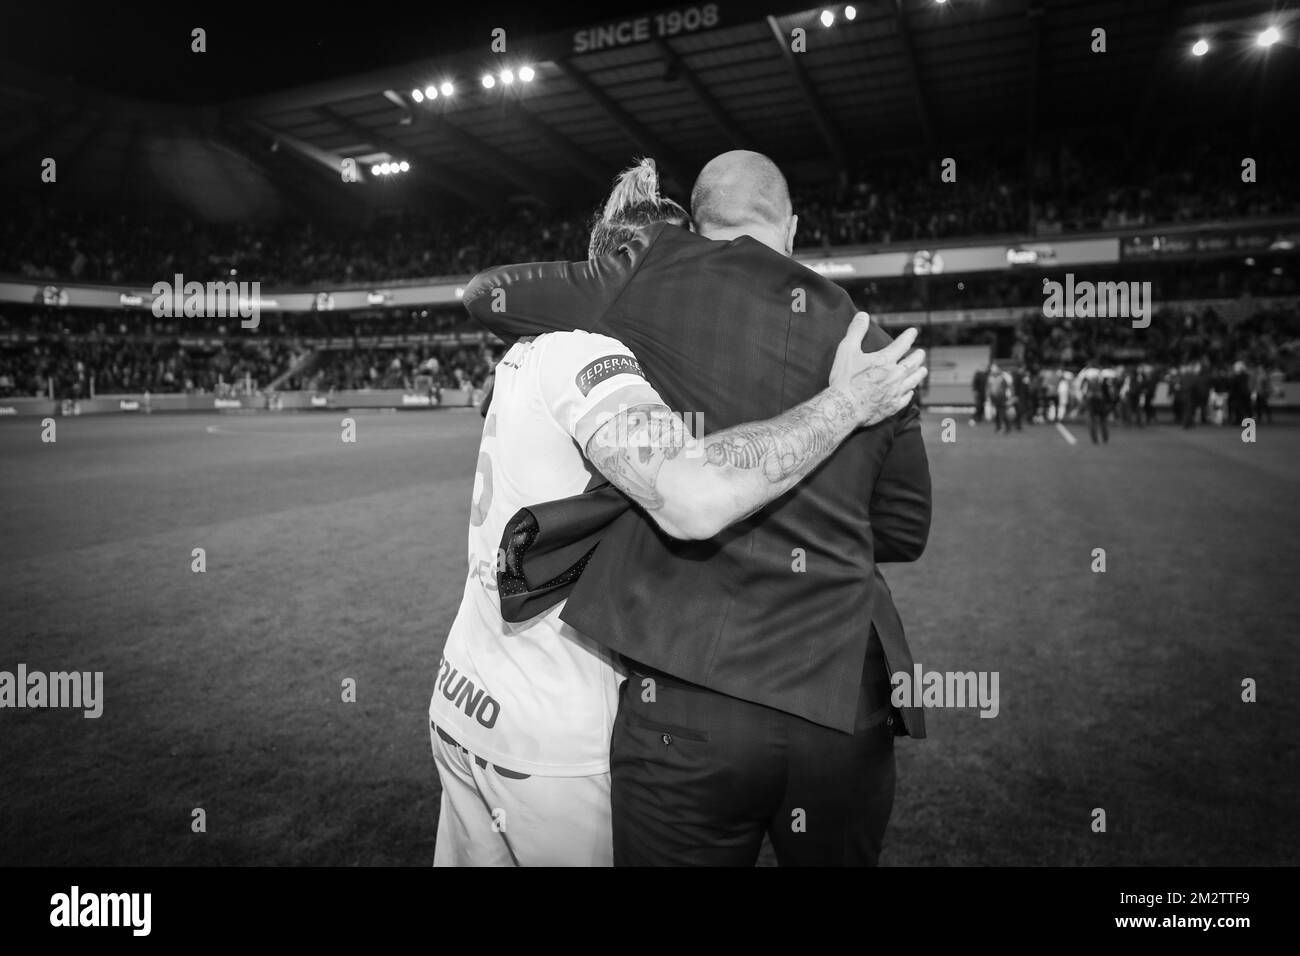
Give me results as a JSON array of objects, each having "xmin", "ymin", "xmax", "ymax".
[
  {"xmin": 587, "ymin": 388, "xmax": 863, "ymax": 539},
  {"xmin": 700, "ymin": 387, "xmax": 860, "ymax": 482},
  {"xmin": 587, "ymin": 404, "xmax": 686, "ymax": 512},
  {"xmin": 585, "ymin": 314, "xmax": 927, "ymax": 540}
]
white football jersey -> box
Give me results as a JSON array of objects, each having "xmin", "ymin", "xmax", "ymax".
[{"xmin": 429, "ymin": 330, "xmax": 666, "ymax": 776}]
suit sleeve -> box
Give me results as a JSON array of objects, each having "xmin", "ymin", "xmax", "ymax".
[
  {"xmin": 870, "ymin": 399, "xmax": 932, "ymax": 563},
  {"xmin": 463, "ymin": 243, "xmax": 641, "ymax": 345}
]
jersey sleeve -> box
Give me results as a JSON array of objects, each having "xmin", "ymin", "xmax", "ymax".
[{"xmin": 538, "ymin": 330, "xmax": 667, "ymax": 449}]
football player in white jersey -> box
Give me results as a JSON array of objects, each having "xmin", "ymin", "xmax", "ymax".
[{"xmin": 429, "ymin": 167, "xmax": 927, "ymax": 866}]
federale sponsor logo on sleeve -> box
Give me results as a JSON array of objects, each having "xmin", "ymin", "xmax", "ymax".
[{"xmin": 575, "ymin": 354, "xmax": 644, "ymax": 396}]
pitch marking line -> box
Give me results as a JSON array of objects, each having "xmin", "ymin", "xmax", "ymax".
[
  {"xmin": 1055, "ymin": 423, "xmax": 1078, "ymax": 445},
  {"xmin": 204, "ymin": 425, "xmax": 265, "ymax": 437}
]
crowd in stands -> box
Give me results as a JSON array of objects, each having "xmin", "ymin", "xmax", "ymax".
[
  {"xmin": 0, "ymin": 307, "xmax": 496, "ymax": 398},
  {"xmin": 0, "ymin": 336, "xmax": 494, "ymax": 399},
  {"xmin": 1009, "ymin": 303, "xmax": 1297, "ymax": 374},
  {"xmin": 1, "ymin": 206, "xmax": 592, "ymax": 288},
  {"xmin": 301, "ymin": 345, "xmax": 494, "ymax": 394},
  {"xmin": 3, "ymin": 133, "xmax": 1296, "ymax": 403},
  {"xmin": 857, "ymin": 257, "xmax": 1300, "ymax": 314},
  {"xmin": 0, "ymin": 336, "xmax": 300, "ymax": 399},
  {"xmin": 797, "ymin": 139, "xmax": 1296, "ymax": 251},
  {"xmin": 5, "ymin": 138, "xmax": 1297, "ymax": 289},
  {"xmin": 3, "ymin": 295, "xmax": 1292, "ymax": 403},
  {"xmin": 794, "ymin": 157, "xmax": 1024, "ymax": 249},
  {"xmin": 1029, "ymin": 138, "xmax": 1295, "ymax": 235},
  {"xmin": 0, "ymin": 305, "xmax": 469, "ymax": 340}
]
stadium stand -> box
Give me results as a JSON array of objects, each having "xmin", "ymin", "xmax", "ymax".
[
  {"xmin": 5, "ymin": 135, "xmax": 1299, "ymax": 286},
  {"xmin": 0, "ymin": 0, "xmax": 1295, "ymax": 418}
]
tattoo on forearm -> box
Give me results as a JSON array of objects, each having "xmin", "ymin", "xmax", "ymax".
[
  {"xmin": 589, "ymin": 405, "xmax": 686, "ymax": 511},
  {"xmin": 703, "ymin": 388, "xmax": 858, "ymax": 482},
  {"xmin": 587, "ymin": 388, "xmax": 858, "ymax": 522}
]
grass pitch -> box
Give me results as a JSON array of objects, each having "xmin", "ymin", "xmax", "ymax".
[{"xmin": 0, "ymin": 409, "xmax": 1295, "ymax": 865}]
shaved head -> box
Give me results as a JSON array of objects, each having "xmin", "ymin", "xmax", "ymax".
[{"xmin": 690, "ymin": 150, "xmax": 793, "ymax": 231}]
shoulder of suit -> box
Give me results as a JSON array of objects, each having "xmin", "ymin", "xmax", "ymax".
[
  {"xmin": 737, "ymin": 238, "xmax": 857, "ymax": 299},
  {"xmin": 631, "ymin": 221, "xmax": 705, "ymax": 253},
  {"xmin": 625, "ymin": 227, "xmax": 858, "ymax": 310}
]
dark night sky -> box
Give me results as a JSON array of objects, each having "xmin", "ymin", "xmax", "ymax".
[{"xmin": 0, "ymin": 0, "xmax": 664, "ymax": 103}]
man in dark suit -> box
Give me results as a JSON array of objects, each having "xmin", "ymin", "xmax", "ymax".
[{"xmin": 465, "ymin": 151, "xmax": 932, "ymax": 866}]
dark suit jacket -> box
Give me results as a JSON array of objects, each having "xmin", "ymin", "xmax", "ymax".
[{"xmin": 465, "ymin": 223, "xmax": 931, "ymax": 735}]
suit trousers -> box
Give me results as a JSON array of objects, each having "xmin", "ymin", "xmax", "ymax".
[{"xmin": 610, "ymin": 660, "xmax": 898, "ymax": 867}]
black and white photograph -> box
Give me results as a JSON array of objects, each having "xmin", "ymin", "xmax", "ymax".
[{"xmin": 0, "ymin": 0, "xmax": 1295, "ymax": 933}]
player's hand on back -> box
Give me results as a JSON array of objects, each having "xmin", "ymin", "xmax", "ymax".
[{"xmin": 830, "ymin": 313, "xmax": 927, "ymax": 428}]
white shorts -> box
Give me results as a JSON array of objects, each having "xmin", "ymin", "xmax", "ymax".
[{"xmin": 430, "ymin": 721, "xmax": 613, "ymax": 867}]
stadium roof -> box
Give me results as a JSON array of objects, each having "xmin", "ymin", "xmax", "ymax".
[{"xmin": 2, "ymin": 0, "xmax": 1296, "ymax": 221}]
